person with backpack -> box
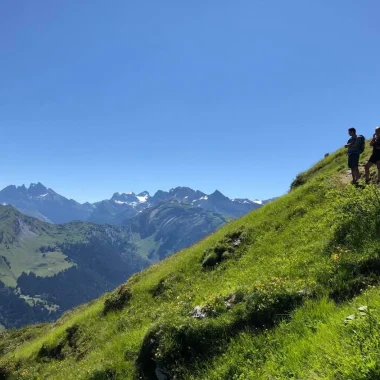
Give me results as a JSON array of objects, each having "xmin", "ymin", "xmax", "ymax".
[
  {"xmin": 345, "ymin": 127, "xmax": 364, "ymax": 184},
  {"xmin": 365, "ymin": 126, "xmax": 380, "ymax": 184}
]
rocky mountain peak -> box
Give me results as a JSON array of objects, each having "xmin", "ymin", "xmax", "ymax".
[
  {"xmin": 209, "ymin": 190, "xmax": 228, "ymax": 202},
  {"xmin": 28, "ymin": 183, "xmax": 49, "ymax": 196}
]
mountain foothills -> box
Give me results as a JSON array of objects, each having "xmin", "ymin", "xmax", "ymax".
[
  {"xmin": 0, "ymin": 184, "xmax": 265, "ymax": 225},
  {"xmin": 2, "ymin": 145, "xmax": 380, "ymax": 379},
  {"xmin": 0, "ymin": 184, "xmax": 265, "ymax": 329},
  {"xmin": 0, "ymin": 200, "xmax": 229, "ymax": 330},
  {"xmin": 0, "ymin": 205, "xmax": 148, "ymax": 330}
]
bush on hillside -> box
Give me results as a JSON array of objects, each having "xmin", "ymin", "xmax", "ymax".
[
  {"xmin": 0, "ymin": 361, "xmax": 11, "ymax": 380},
  {"xmin": 37, "ymin": 341, "xmax": 65, "ymax": 361},
  {"xmin": 290, "ymin": 173, "xmax": 307, "ymax": 190},
  {"xmin": 201, "ymin": 229, "xmax": 251, "ymax": 268},
  {"xmin": 150, "ymin": 273, "xmax": 184, "ymax": 299},
  {"xmin": 88, "ymin": 368, "xmax": 117, "ymax": 380},
  {"xmin": 103, "ymin": 285, "xmax": 132, "ymax": 315}
]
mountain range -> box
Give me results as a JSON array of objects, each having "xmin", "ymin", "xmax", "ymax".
[
  {"xmin": 3, "ymin": 144, "xmax": 380, "ymax": 379},
  {"xmin": 0, "ymin": 183, "xmax": 266, "ymax": 225},
  {"xmin": 0, "ymin": 200, "xmax": 228, "ymax": 329},
  {"xmin": 0, "ymin": 183, "xmax": 271, "ymax": 329}
]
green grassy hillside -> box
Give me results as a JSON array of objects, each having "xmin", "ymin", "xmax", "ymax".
[
  {"xmin": 1, "ymin": 143, "xmax": 380, "ymax": 379},
  {"xmin": 0, "ymin": 207, "xmax": 148, "ymax": 329}
]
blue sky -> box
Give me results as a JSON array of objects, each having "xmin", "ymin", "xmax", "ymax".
[{"xmin": 1, "ymin": 1, "xmax": 379, "ymax": 203}]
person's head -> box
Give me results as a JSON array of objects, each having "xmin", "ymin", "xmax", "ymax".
[
  {"xmin": 348, "ymin": 127, "xmax": 356, "ymax": 136},
  {"xmin": 375, "ymin": 126, "xmax": 380, "ymax": 136}
]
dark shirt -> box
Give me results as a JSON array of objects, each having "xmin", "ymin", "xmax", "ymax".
[
  {"xmin": 347, "ymin": 136, "xmax": 360, "ymax": 155},
  {"xmin": 372, "ymin": 137, "xmax": 380, "ymax": 152}
]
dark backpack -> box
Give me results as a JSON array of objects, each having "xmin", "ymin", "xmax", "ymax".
[{"xmin": 358, "ymin": 135, "xmax": 365, "ymax": 154}]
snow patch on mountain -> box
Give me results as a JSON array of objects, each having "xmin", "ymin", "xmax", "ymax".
[{"xmin": 136, "ymin": 195, "xmax": 148, "ymax": 203}]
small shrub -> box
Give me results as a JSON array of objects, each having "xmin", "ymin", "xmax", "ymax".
[
  {"xmin": 66, "ymin": 324, "xmax": 79, "ymax": 349},
  {"xmin": 103, "ymin": 285, "xmax": 132, "ymax": 315},
  {"xmin": 288, "ymin": 205, "xmax": 308, "ymax": 219},
  {"xmin": 89, "ymin": 368, "xmax": 117, "ymax": 380},
  {"xmin": 150, "ymin": 273, "xmax": 184, "ymax": 298},
  {"xmin": 202, "ymin": 251, "xmax": 220, "ymax": 268},
  {"xmin": 290, "ymin": 174, "xmax": 307, "ymax": 190},
  {"xmin": 37, "ymin": 342, "xmax": 64, "ymax": 361},
  {"xmin": 328, "ymin": 256, "xmax": 380, "ymax": 302},
  {"xmin": 136, "ymin": 321, "xmax": 229, "ymax": 379},
  {"xmin": 243, "ymin": 286, "xmax": 304, "ymax": 327},
  {"xmin": 201, "ymin": 229, "xmax": 249, "ymax": 268},
  {"xmin": 0, "ymin": 362, "xmax": 11, "ymax": 380}
]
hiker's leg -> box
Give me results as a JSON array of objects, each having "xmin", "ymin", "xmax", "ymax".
[
  {"xmin": 365, "ymin": 162, "xmax": 373, "ymax": 182},
  {"xmin": 350, "ymin": 168, "xmax": 356, "ymax": 182},
  {"xmin": 355, "ymin": 167, "xmax": 360, "ymax": 181},
  {"xmin": 349, "ymin": 154, "xmax": 360, "ymax": 182}
]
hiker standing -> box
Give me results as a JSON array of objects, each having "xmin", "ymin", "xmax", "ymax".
[
  {"xmin": 365, "ymin": 127, "xmax": 380, "ymax": 184},
  {"xmin": 345, "ymin": 127, "xmax": 361, "ymax": 184}
]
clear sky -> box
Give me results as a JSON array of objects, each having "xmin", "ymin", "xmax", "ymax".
[{"xmin": 1, "ymin": 1, "xmax": 379, "ymax": 203}]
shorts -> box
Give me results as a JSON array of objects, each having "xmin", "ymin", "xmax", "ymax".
[
  {"xmin": 368, "ymin": 150, "xmax": 380, "ymax": 164},
  {"xmin": 348, "ymin": 153, "xmax": 359, "ymax": 169}
]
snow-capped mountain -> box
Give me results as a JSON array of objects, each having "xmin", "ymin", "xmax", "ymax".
[
  {"xmin": 111, "ymin": 192, "xmax": 150, "ymax": 206},
  {"xmin": 0, "ymin": 183, "xmax": 272, "ymax": 224}
]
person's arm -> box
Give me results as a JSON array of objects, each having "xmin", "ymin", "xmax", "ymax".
[
  {"xmin": 370, "ymin": 135, "xmax": 376, "ymax": 147},
  {"xmin": 345, "ymin": 139, "xmax": 351, "ymax": 148}
]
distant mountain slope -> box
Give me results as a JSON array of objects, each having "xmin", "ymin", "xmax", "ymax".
[
  {"xmin": 0, "ymin": 184, "xmax": 268, "ymax": 225},
  {"xmin": 125, "ymin": 199, "xmax": 229, "ymax": 261},
  {"xmin": 0, "ymin": 183, "xmax": 93, "ymax": 224}
]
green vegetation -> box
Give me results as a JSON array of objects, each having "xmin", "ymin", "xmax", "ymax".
[
  {"xmin": 2, "ymin": 144, "xmax": 380, "ymax": 379},
  {"xmin": 0, "ymin": 208, "xmax": 148, "ymax": 329}
]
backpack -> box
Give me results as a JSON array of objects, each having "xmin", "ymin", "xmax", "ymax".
[{"xmin": 358, "ymin": 135, "xmax": 365, "ymax": 154}]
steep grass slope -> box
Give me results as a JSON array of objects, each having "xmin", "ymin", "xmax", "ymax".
[{"xmin": 2, "ymin": 143, "xmax": 380, "ymax": 379}]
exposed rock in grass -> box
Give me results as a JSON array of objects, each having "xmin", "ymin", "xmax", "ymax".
[
  {"xmin": 224, "ymin": 292, "xmax": 244, "ymax": 310},
  {"xmin": 103, "ymin": 284, "xmax": 132, "ymax": 315},
  {"xmin": 189, "ymin": 306, "xmax": 207, "ymax": 319},
  {"xmin": 344, "ymin": 314, "xmax": 356, "ymax": 325}
]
